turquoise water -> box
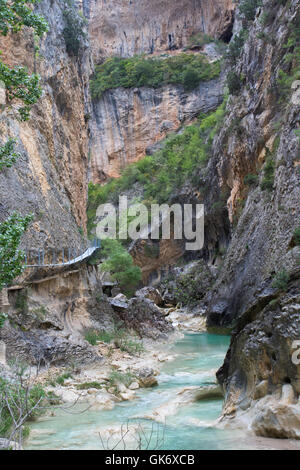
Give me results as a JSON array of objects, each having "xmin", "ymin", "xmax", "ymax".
[{"xmin": 26, "ymin": 333, "xmax": 251, "ymax": 450}]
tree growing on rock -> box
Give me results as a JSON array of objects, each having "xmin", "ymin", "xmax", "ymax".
[{"xmin": 0, "ymin": 0, "xmax": 47, "ymax": 291}]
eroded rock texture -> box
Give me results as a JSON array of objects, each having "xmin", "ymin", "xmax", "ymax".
[
  {"xmin": 90, "ymin": 79, "xmax": 224, "ymax": 181},
  {"xmin": 86, "ymin": 0, "xmax": 235, "ymax": 60},
  {"xmin": 203, "ymin": 0, "xmax": 300, "ymax": 437},
  {"xmin": 0, "ymin": 0, "xmax": 92, "ymax": 249}
]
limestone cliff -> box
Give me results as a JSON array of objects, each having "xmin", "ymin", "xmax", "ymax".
[
  {"xmin": 0, "ymin": 0, "xmax": 91, "ymax": 250},
  {"xmin": 203, "ymin": 0, "xmax": 300, "ymax": 438},
  {"xmin": 86, "ymin": 0, "xmax": 235, "ymax": 60},
  {"xmin": 90, "ymin": 78, "xmax": 224, "ymax": 181},
  {"xmin": 87, "ymin": 0, "xmax": 234, "ymax": 180}
]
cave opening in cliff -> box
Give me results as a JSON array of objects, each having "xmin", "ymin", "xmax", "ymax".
[{"xmin": 218, "ymin": 12, "xmax": 235, "ymax": 44}]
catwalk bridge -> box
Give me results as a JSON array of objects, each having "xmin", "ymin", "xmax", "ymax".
[{"xmin": 23, "ymin": 238, "xmax": 101, "ymax": 268}]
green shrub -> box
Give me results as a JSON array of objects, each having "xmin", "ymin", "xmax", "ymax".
[
  {"xmin": 227, "ymin": 71, "xmax": 242, "ymax": 95},
  {"xmin": 0, "ymin": 376, "xmax": 45, "ymax": 438},
  {"xmin": 63, "ymin": 3, "xmax": 86, "ymax": 56},
  {"xmin": 87, "ymin": 101, "xmax": 227, "ymax": 231},
  {"xmin": 76, "ymin": 382, "xmax": 102, "ymax": 390},
  {"xmin": 84, "ymin": 329, "xmax": 100, "ymax": 346},
  {"xmin": 187, "ymin": 32, "xmax": 213, "ymax": 49},
  {"xmin": 276, "ymin": 14, "xmax": 300, "ymax": 103},
  {"xmin": 90, "ymin": 53, "xmax": 221, "ymax": 98},
  {"xmin": 272, "ymin": 269, "xmax": 290, "ymax": 292},
  {"xmin": 293, "ymin": 227, "xmax": 300, "ymax": 246},
  {"xmin": 226, "ymin": 30, "xmax": 248, "ymax": 65},
  {"xmin": 0, "ymin": 313, "xmax": 7, "ymax": 329},
  {"xmin": 239, "ymin": 0, "xmax": 262, "ymax": 21},
  {"xmin": 260, "ymin": 151, "xmax": 275, "ymax": 191},
  {"xmin": 244, "ymin": 174, "xmax": 259, "ymax": 186},
  {"xmin": 101, "ymin": 239, "xmax": 142, "ymax": 296},
  {"xmin": 118, "ymin": 338, "xmax": 144, "ymax": 355},
  {"xmin": 0, "ymin": 139, "xmax": 20, "ymax": 171},
  {"xmin": 96, "ymin": 330, "xmax": 114, "ymax": 343},
  {"xmin": 55, "ymin": 372, "xmax": 72, "ymax": 386},
  {"xmin": 108, "ymin": 370, "xmax": 135, "ymax": 388}
]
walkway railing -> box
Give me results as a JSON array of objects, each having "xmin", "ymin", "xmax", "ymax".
[{"xmin": 23, "ymin": 238, "xmax": 101, "ymax": 268}]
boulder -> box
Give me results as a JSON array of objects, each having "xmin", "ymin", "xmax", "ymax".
[
  {"xmin": 137, "ymin": 368, "xmax": 158, "ymax": 388},
  {"xmin": 109, "ymin": 294, "xmax": 128, "ymax": 311},
  {"xmin": 115, "ymin": 297, "xmax": 173, "ymax": 339},
  {"xmin": 0, "ymin": 438, "xmax": 22, "ymax": 450},
  {"xmin": 135, "ymin": 287, "xmax": 163, "ymax": 306}
]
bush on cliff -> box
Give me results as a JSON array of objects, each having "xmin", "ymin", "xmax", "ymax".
[
  {"xmin": 87, "ymin": 101, "xmax": 227, "ymax": 232},
  {"xmin": 63, "ymin": 1, "xmax": 86, "ymax": 57},
  {"xmin": 90, "ymin": 53, "xmax": 221, "ymax": 99},
  {"xmin": 239, "ymin": 0, "xmax": 262, "ymax": 21},
  {"xmin": 293, "ymin": 227, "xmax": 300, "ymax": 246},
  {"xmin": 260, "ymin": 151, "xmax": 275, "ymax": 191},
  {"xmin": 101, "ymin": 239, "xmax": 142, "ymax": 296}
]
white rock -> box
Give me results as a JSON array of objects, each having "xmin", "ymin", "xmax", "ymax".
[
  {"xmin": 120, "ymin": 390, "xmax": 136, "ymax": 401},
  {"xmin": 128, "ymin": 381, "xmax": 139, "ymax": 390},
  {"xmin": 281, "ymin": 384, "xmax": 295, "ymax": 405},
  {"xmin": 117, "ymin": 383, "xmax": 127, "ymax": 393}
]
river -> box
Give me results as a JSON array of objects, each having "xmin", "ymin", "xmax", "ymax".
[{"xmin": 25, "ymin": 332, "xmax": 268, "ymax": 450}]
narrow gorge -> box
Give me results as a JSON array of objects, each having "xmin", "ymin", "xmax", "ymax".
[{"xmin": 0, "ymin": 0, "xmax": 299, "ymax": 452}]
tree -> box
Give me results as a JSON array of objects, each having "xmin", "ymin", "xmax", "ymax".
[
  {"xmin": 0, "ymin": 0, "xmax": 48, "ymax": 168},
  {"xmin": 0, "ymin": 1, "xmax": 47, "ymax": 288},
  {"xmin": 183, "ymin": 67, "xmax": 199, "ymax": 92},
  {"xmin": 62, "ymin": 2, "xmax": 86, "ymax": 57},
  {"xmin": 0, "ymin": 138, "xmax": 20, "ymax": 170},
  {"xmin": 101, "ymin": 239, "xmax": 142, "ymax": 296},
  {"xmin": 227, "ymin": 71, "xmax": 241, "ymax": 95},
  {"xmin": 0, "ymin": 213, "xmax": 33, "ymax": 290}
]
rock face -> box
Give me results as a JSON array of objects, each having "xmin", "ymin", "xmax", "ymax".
[
  {"xmin": 116, "ymin": 297, "xmax": 173, "ymax": 339},
  {"xmin": 86, "ymin": 0, "xmax": 235, "ymax": 60},
  {"xmin": 90, "ymin": 78, "xmax": 224, "ymax": 181},
  {"xmin": 0, "ymin": 0, "xmax": 91, "ymax": 249},
  {"xmin": 201, "ymin": 0, "xmax": 300, "ymax": 438},
  {"xmin": 0, "ymin": 264, "xmax": 112, "ymax": 365}
]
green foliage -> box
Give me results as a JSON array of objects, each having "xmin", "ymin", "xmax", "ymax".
[
  {"xmin": 276, "ymin": 13, "xmax": 300, "ymax": 103},
  {"xmin": 108, "ymin": 370, "xmax": 135, "ymax": 388},
  {"xmin": 226, "ymin": 29, "xmax": 248, "ymax": 65},
  {"xmin": 0, "ymin": 138, "xmax": 20, "ymax": 170},
  {"xmin": 87, "ymin": 101, "xmax": 227, "ymax": 231},
  {"xmin": 101, "ymin": 239, "xmax": 141, "ymax": 296},
  {"xmin": 272, "ymin": 269, "xmax": 290, "ymax": 292},
  {"xmin": 76, "ymin": 381, "xmax": 102, "ymax": 390},
  {"xmin": 260, "ymin": 151, "xmax": 275, "ymax": 191},
  {"xmin": 84, "ymin": 329, "xmax": 100, "ymax": 346},
  {"xmin": 0, "ymin": 375, "xmax": 45, "ymax": 438},
  {"xmin": 187, "ymin": 32, "xmax": 213, "ymax": 49},
  {"xmin": 0, "ymin": 59, "xmax": 42, "ymax": 120},
  {"xmin": 0, "ymin": 0, "xmax": 47, "ymax": 120},
  {"xmin": 0, "ymin": 0, "xmax": 48, "ymax": 37},
  {"xmin": 62, "ymin": 1, "xmax": 86, "ymax": 56},
  {"xmin": 239, "ymin": 0, "xmax": 262, "ymax": 21},
  {"xmin": 0, "ymin": 213, "xmax": 33, "ymax": 290},
  {"xmin": 260, "ymin": 10, "xmax": 273, "ymax": 26},
  {"xmin": 293, "ymin": 227, "xmax": 300, "ymax": 246},
  {"xmin": 0, "ymin": 312, "xmax": 7, "ymax": 328},
  {"xmin": 90, "ymin": 53, "xmax": 221, "ymax": 99},
  {"xmin": 294, "ymin": 129, "xmax": 300, "ymax": 141},
  {"xmin": 84, "ymin": 324, "xmax": 144, "ymax": 355},
  {"xmin": 227, "ymin": 71, "xmax": 242, "ymax": 95},
  {"xmin": 55, "ymin": 372, "xmax": 72, "ymax": 386},
  {"xmin": 244, "ymin": 173, "xmax": 259, "ymax": 186}
]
